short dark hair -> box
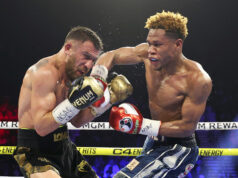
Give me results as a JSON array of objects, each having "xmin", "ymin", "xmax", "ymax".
[{"xmin": 65, "ymin": 26, "xmax": 103, "ymax": 51}]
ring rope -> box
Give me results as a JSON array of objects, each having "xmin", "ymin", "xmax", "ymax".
[
  {"xmin": 1, "ymin": 121, "xmax": 238, "ymax": 130},
  {"xmin": 1, "ymin": 121, "xmax": 237, "ymax": 156},
  {"xmin": 0, "ymin": 146, "xmax": 237, "ymax": 156}
]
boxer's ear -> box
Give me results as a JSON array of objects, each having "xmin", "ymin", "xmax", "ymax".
[
  {"xmin": 64, "ymin": 43, "xmax": 72, "ymax": 55},
  {"xmin": 175, "ymin": 39, "xmax": 183, "ymax": 48}
]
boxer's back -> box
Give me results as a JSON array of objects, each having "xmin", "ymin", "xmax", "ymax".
[{"xmin": 18, "ymin": 65, "xmax": 34, "ymax": 128}]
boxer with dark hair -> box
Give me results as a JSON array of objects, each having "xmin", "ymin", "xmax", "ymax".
[{"xmin": 14, "ymin": 26, "xmax": 133, "ymax": 178}]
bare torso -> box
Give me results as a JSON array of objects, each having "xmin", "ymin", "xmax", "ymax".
[
  {"xmin": 144, "ymin": 58, "xmax": 206, "ymax": 123},
  {"xmin": 18, "ymin": 56, "xmax": 68, "ymax": 129},
  {"xmin": 95, "ymin": 42, "xmax": 212, "ymax": 137}
]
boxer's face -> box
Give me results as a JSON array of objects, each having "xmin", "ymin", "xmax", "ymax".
[
  {"xmin": 65, "ymin": 40, "xmax": 100, "ymax": 81},
  {"xmin": 146, "ymin": 29, "xmax": 181, "ymax": 71}
]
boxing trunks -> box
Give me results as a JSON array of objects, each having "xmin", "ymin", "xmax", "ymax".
[
  {"xmin": 13, "ymin": 125, "xmax": 98, "ymax": 178},
  {"xmin": 114, "ymin": 134, "xmax": 198, "ymax": 178}
]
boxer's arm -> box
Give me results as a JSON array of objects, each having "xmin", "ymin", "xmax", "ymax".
[
  {"xmin": 71, "ymin": 73, "xmax": 134, "ymax": 127},
  {"xmin": 159, "ymin": 76, "xmax": 212, "ymax": 137},
  {"xmin": 70, "ymin": 108, "xmax": 94, "ymax": 127},
  {"xmin": 95, "ymin": 43, "xmax": 148, "ymax": 70},
  {"xmin": 109, "ymin": 103, "xmax": 161, "ymax": 136},
  {"xmin": 31, "ymin": 68, "xmax": 60, "ymax": 136}
]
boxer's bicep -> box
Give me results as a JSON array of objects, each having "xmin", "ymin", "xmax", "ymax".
[
  {"xmin": 31, "ymin": 70, "xmax": 57, "ymax": 125},
  {"xmin": 181, "ymin": 78, "xmax": 212, "ymax": 131},
  {"xmin": 114, "ymin": 43, "xmax": 148, "ymax": 64},
  {"xmin": 96, "ymin": 43, "xmax": 147, "ymax": 69},
  {"xmin": 181, "ymin": 97, "xmax": 206, "ymax": 132}
]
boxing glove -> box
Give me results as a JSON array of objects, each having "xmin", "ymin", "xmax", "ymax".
[
  {"xmin": 109, "ymin": 103, "xmax": 161, "ymax": 136},
  {"xmin": 52, "ymin": 76, "xmax": 104, "ymax": 124},
  {"xmin": 90, "ymin": 65, "xmax": 108, "ymax": 91},
  {"xmin": 90, "ymin": 72, "xmax": 133, "ymax": 117},
  {"xmin": 108, "ymin": 72, "xmax": 133, "ymax": 104}
]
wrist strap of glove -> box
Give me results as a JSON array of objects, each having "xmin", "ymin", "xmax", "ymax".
[
  {"xmin": 90, "ymin": 103, "xmax": 112, "ymax": 117},
  {"xmin": 139, "ymin": 118, "xmax": 161, "ymax": 136},
  {"xmin": 91, "ymin": 65, "xmax": 108, "ymax": 82},
  {"xmin": 90, "ymin": 87, "xmax": 111, "ymax": 117},
  {"xmin": 52, "ymin": 99, "xmax": 80, "ymax": 124}
]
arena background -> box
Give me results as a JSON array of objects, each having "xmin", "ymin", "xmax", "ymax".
[{"xmin": 0, "ymin": 0, "xmax": 238, "ymax": 177}]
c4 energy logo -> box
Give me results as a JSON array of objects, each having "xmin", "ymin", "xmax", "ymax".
[
  {"xmin": 199, "ymin": 149, "xmax": 223, "ymax": 156},
  {"xmin": 0, "ymin": 146, "xmax": 16, "ymax": 155}
]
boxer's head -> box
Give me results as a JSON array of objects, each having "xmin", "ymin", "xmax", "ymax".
[
  {"xmin": 64, "ymin": 26, "xmax": 103, "ymax": 81},
  {"xmin": 145, "ymin": 11, "xmax": 188, "ymax": 70}
]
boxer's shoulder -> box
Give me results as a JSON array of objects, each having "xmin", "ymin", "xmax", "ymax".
[
  {"xmin": 183, "ymin": 62, "xmax": 212, "ymax": 103},
  {"xmin": 27, "ymin": 57, "xmax": 59, "ymax": 85},
  {"xmin": 183, "ymin": 59, "xmax": 211, "ymax": 83},
  {"xmin": 28, "ymin": 56, "xmax": 58, "ymax": 73}
]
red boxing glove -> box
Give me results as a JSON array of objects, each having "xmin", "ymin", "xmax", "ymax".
[
  {"xmin": 109, "ymin": 103, "xmax": 161, "ymax": 136},
  {"xmin": 109, "ymin": 103, "xmax": 143, "ymax": 134}
]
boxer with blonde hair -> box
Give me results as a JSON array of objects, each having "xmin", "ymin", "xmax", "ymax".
[{"xmin": 95, "ymin": 11, "xmax": 212, "ymax": 177}]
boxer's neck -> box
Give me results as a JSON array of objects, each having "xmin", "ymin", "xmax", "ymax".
[
  {"xmin": 160, "ymin": 53, "xmax": 186, "ymax": 76},
  {"xmin": 54, "ymin": 50, "xmax": 70, "ymax": 84}
]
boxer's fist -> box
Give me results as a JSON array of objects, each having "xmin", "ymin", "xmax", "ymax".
[
  {"xmin": 90, "ymin": 65, "xmax": 108, "ymax": 92},
  {"xmin": 108, "ymin": 72, "xmax": 133, "ymax": 104},
  {"xmin": 109, "ymin": 103, "xmax": 161, "ymax": 136},
  {"xmin": 52, "ymin": 76, "xmax": 104, "ymax": 124},
  {"xmin": 109, "ymin": 103, "xmax": 143, "ymax": 134},
  {"xmin": 68, "ymin": 76, "xmax": 104, "ymax": 109},
  {"xmin": 90, "ymin": 73, "xmax": 133, "ymax": 117}
]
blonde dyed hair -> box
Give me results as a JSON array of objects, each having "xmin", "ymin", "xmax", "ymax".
[{"xmin": 145, "ymin": 11, "xmax": 188, "ymax": 40}]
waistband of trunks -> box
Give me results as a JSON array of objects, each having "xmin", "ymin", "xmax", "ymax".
[
  {"xmin": 152, "ymin": 134, "xmax": 197, "ymax": 148},
  {"xmin": 17, "ymin": 125, "xmax": 69, "ymax": 150}
]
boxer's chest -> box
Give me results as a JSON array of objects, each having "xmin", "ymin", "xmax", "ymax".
[
  {"xmin": 146, "ymin": 73, "xmax": 187, "ymax": 109},
  {"xmin": 55, "ymin": 81, "xmax": 69, "ymax": 104},
  {"xmin": 146, "ymin": 74, "xmax": 188, "ymax": 121}
]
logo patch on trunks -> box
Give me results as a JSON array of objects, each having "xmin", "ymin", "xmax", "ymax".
[
  {"xmin": 126, "ymin": 159, "xmax": 139, "ymax": 171},
  {"xmin": 178, "ymin": 163, "xmax": 194, "ymax": 178},
  {"xmin": 53, "ymin": 131, "xmax": 68, "ymax": 142},
  {"xmin": 77, "ymin": 160, "xmax": 89, "ymax": 172}
]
